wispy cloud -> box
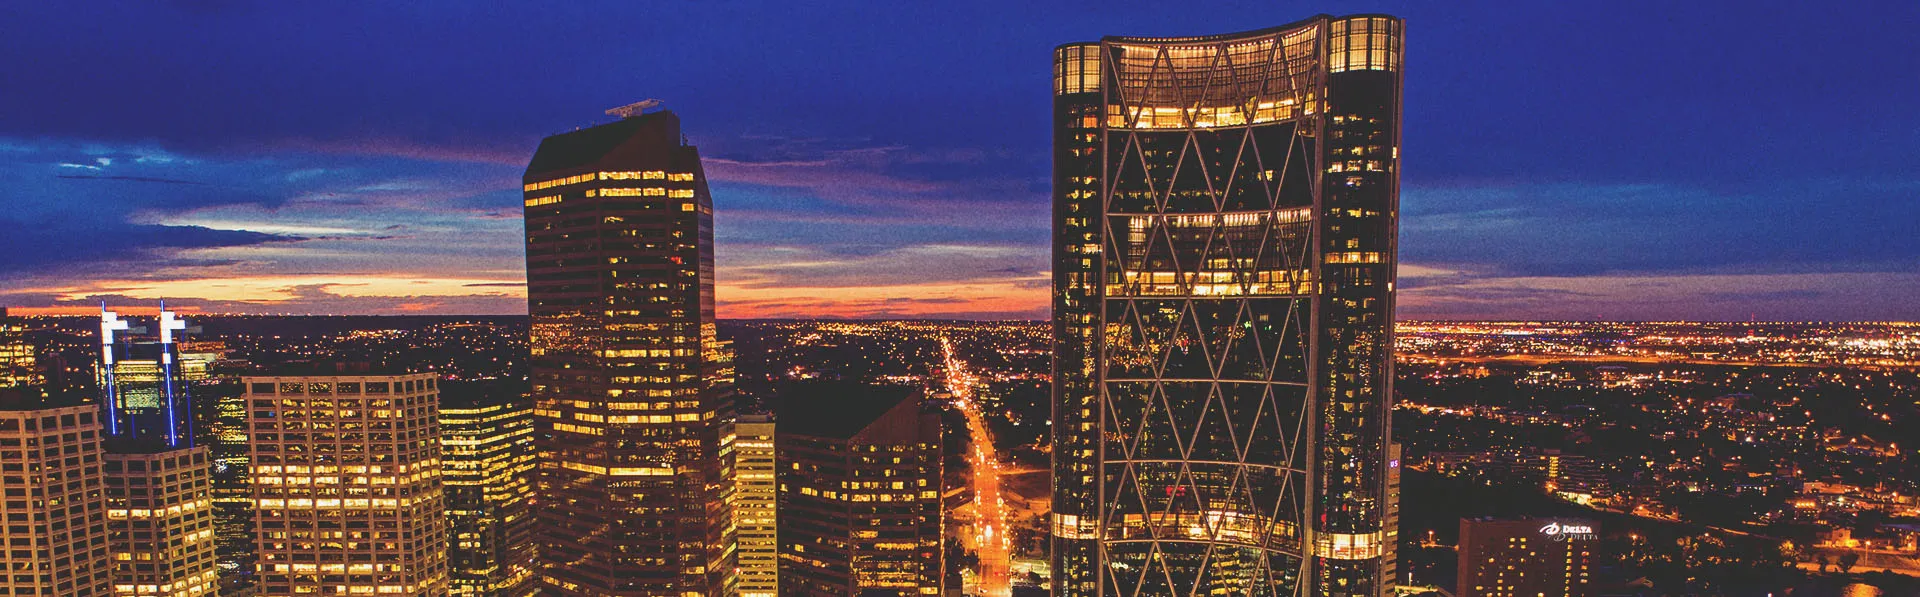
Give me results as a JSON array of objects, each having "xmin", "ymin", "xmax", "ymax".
[
  {"xmin": 0, "ymin": 136, "xmax": 526, "ymax": 314},
  {"xmin": 265, "ymin": 137, "xmax": 528, "ymax": 166},
  {"xmin": 55, "ymin": 174, "xmax": 206, "ymax": 185}
]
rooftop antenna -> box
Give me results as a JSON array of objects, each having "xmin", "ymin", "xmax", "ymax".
[
  {"xmin": 99, "ymin": 303, "xmax": 129, "ymax": 436},
  {"xmin": 606, "ymin": 99, "xmax": 663, "ymax": 119},
  {"xmin": 158, "ymin": 301, "xmax": 189, "ymax": 447}
]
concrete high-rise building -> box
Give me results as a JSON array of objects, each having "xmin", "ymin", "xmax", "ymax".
[
  {"xmin": 1050, "ymin": 14, "xmax": 1404, "ymax": 596},
  {"xmin": 439, "ymin": 382, "xmax": 536, "ymax": 597},
  {"xmin": 775, "ymin": 383, "xmax": 942, "ymax": 597},
  {"xmin": 103, "ymin": 448, "xmax": 217, "ymax": 597},
  {"xmin": 734, "ymin": 415, "xmax": 778, "ymax": 597},
  {"xmin": 242, "ymin": 368, "xmax": 448, "ymax": 597},
  {"xmin": 522, "ymin": 105, "xmax": 737, "ymax": 596},
  {"xmin": 96, "ymin": 306, "xmax": 220, "ymax": 597},
  {"xmin": 0, "ymin": 387, "xmax": 112, "ymax": 597},
  {"xmin": 1457, "ymin": 518, "xmax": 1595, "ymax": 597}
]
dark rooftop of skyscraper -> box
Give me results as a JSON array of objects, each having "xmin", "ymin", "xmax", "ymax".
[
  {"xmin": 439, "ymin": 379, "xmax": 529, "ymax": 409},
  {"xmin": 524, "ymin": 110, "xmax": 686, "ymax": 175},
  {"xmin": 775, "ymin": 381, "xmax": 922, "ymax": 440}
]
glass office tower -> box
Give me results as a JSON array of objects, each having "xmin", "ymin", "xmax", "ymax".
[
  {"xmin": 522, "ymin": 107, "xmax": 737, "ymax": 596},
  {"xmin": 439, "ymin": 382, "xmax": 537, "ymax": 597},
  {"xmin": 0, "ymin": 308, "xmax": 43, "ymax": 389},
  {"xmin": 1051, "ymin": 14, "xmax": 1403, "ymax": 597}
]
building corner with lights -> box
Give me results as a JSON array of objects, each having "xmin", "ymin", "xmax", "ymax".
[
  {"xmin": 241, "ymin": 367, "xmax": 449, "ymax": 596},
  {"xmin": 0, "ymin": 386, "xmax": 113, "ymax": 596},
  {"xmin": 1050, "ymin": 13, "xmax": 1403, "ymax": 596},
  {"xmin": 0, "ymin": 308, "xmax": 46, "ymax": 389}
]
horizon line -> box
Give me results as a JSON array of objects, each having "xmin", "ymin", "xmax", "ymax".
[{"xmin": 4, "ymin": 309, "xmax": 1916, "ymax": 326}]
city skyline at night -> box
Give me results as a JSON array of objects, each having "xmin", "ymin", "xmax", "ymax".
[
  {"xmin": 2, "ymin": 4, "xmax": 1919, "ymax": 595},
  {"xmin": 3, "ymin": 2, "xmax": 1919, "ymax": 321},
  {"xmin": 0, "ymin": 314, "xmax": 1913, "ymax": 596}
]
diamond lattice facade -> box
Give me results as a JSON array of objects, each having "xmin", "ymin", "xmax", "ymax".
[{"xmin": 1051, "ymin": 14, "xmax": 1403, "ymax": 597}]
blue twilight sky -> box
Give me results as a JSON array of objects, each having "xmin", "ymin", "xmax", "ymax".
[{"xmin": 1, "ymin": 1, "xmax": 1916, "ymax": 320}]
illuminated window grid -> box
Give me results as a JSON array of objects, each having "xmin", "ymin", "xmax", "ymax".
[
  {"xmin": 1457, "ymin": 518, "xmax": 1595, "ymax": 597},
  {"xmin": 0, "ymin": 319, "xmax": 43, "ymax": 389},
  {"xmin": 733, "ymin": 416, "xmax": 778, "ymax": 597},
  {"xmin": 438, "ymin": 399, "xmax": 536, "ymax": 597},
  {"xmin": 776, "ymin": 430, "xmax": 942, "ymax": 595},
  {"xmin": 241, "ymin": 373, "xmax": 449, "ymax": 597},
  {"xmin": 519, "ymin": 171, "xmax": 699, "ymax": 211},
  {"xmin": 0, "ymin": 402, "xmax": 112, "ymax": 597},
  {"xmin": 104, "ymin": 448, "xmax": 218, "ymax": 597},
  {"xmin": 209, "ymin": 389, "xmax": 255, "ymax": 588}
]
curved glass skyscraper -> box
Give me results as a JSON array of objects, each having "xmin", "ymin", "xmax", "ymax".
[{"xmin": 1051, "ymin": 14, "xmax": 1403, "ymax": 597}]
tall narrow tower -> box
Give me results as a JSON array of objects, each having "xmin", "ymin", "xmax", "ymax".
[
  {"xmin": 439, "ymin": 382, "xmax": 537, "ymax": 597},
  {"xmin": 522, "ymin": 107, "xmax": 737, "ymax": 596},
  {"xmin": 733, "ymin": 415, "xmax": 778, "ymax": 597},
  {"xmin": 1050, "ymin": 14, "xmax": 1403, "ymax": 596},
  {"xmin": 97, "ymin": 305, "xmax": 221, "ymax": 597}
]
